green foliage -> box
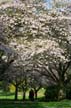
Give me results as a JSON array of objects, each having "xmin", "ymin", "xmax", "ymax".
[
  {"xmin": 44, "ymin": 85, "xmax": 59, "ymax": 101},
  {"xmin": 66, "ymin": 83, "xmax": 71, "ymax": 99}
]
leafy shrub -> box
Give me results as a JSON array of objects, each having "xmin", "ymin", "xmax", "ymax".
[
  {"xmin": 44, "ymin": 85, "xmax": 59, "ymax": 101},
  {"xmin": 66, "ymin": 86, "xmax": 71, "ymax": 99}
]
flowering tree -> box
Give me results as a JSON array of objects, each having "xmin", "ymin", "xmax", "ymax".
[
  {"xmin": 0, "ymin": 18, "xmax": 15, "ymax": 82},
  {"xmin": 0, "ymin": 0, "xmax": 71, "ymax": 100}
]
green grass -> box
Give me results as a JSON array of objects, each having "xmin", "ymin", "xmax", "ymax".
[
  {"xmin": 0, "ymin": 90, "xmax": 14, "ymax": 99},
  {"xmin": 0, "ymin": 100, "xmax": 71, "ymax": 108},
  {"xmin": 0, "ymin": 89, "xmax": 71, "ymax": 108}
]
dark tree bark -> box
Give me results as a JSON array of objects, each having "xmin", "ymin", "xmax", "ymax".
[
  {"xmin": 23, "ymin": 91, "xmax": 26, "ymax": 100},
  {"xmin": 15, "ymin": 85, "xmax": 18, "ymax": 100},
  {"xmin": 34, "ymin": 86, "xmax": 41, "ymax": 100},
  {"xmin": 58, "ymin": 83, "xmax": 66, "ymax": 100},
  {"xmin": 34, "ymin": 90, "xmax": 38, "ymax": 100},
  {"xmin": 22, "ymin": 88, "xmax": 26, "ymax": 100}
]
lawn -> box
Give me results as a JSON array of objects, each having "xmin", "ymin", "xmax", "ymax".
[
  {"xmin": 0, "ymin": 90, "xmax": 71, "ymax": 108},
  {"xmin": 0, "ymin": 100, "xmax": 71, "ymax": 108}
]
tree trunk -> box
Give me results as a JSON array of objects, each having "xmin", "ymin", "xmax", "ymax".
[
  {"xmin": 35, "ymin": 90, "xmax": 38, "ymax": 100},
  {"xmin": 34, "ymin": 87, "xmax": 41, "ymax": 100},
  {"xmin": 23, "ymin": 90, "xmax": 26, "ymax": 100},
  {"xmin": 15, "ymin": 85, "xmax": 18, "ymax": 100},
  {"xmin": 58, "ymin": 83, "xmax": 66, "ymax": 100}
]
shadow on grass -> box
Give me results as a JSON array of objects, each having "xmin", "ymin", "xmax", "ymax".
[
  {"xmin": 0, "ymin": 101, "xmax": 47, "ymax": 108},
  {"xmin": 0, "ymin": 99, "xmax": 71, "ymax": 108}
]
